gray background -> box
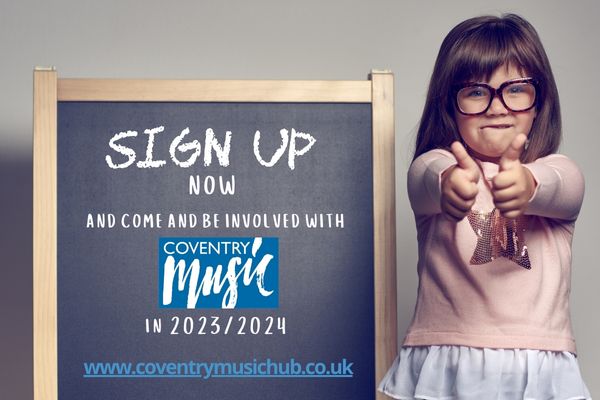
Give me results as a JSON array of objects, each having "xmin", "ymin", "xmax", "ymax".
[{"xmin": 1, "ymin": 0, "xmax": 598, "ymax": 398}]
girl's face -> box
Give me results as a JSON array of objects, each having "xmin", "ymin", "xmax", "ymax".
[{"xmin": 455, "ymin": 63, "xmax": 537, "ymax": 163}]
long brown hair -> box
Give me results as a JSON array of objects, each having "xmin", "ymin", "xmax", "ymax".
[{"xmin": 413, "ymin": 14, "xmax": 561, "ymax": 163}]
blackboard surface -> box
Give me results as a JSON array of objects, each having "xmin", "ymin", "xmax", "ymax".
[{"xmin": 57, "ymin": 102, "xmax": 374, "ymax": 399}]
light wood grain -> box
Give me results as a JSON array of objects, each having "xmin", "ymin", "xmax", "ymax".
[
  {"xmin": 371, "ymin": 71, "xmax": 398, "ymax": 400},
  {"xmin": 33, "ymin": 70, "xmax": 58, "ymax": 400},
  {"xmin": 58, "ymin": 79, "xmax": 372, "ymax": 102}
]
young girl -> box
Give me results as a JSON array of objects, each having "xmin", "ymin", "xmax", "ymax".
[{"xmin": 378, "ymin": 14, "xmax": 592, "ymax": 400}]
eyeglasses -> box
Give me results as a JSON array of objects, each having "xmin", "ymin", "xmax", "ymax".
[{"xmin": 454, "ymin": 78, "xmax": 538, "ymax": 115}]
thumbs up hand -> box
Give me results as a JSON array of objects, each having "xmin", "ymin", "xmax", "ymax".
[
  {"xmin": 441, "ymin": 141, "xmax": 480, "ymax": 221},
  {"xmin": 491, "ymin": 134, "xmax": 537, "ymax": 219}
]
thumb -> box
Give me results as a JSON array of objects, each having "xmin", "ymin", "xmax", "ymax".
[
  {"xmin": 500, "ymin": 134, "xmax": 527, "ymax": 171},
  {"xmin": 450, "ymin": 141, "xmax": 480, "ymax": 182}
]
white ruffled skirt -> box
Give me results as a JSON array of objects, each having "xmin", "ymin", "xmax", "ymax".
[{"xmin": 378, "ymin": 345, "xmax": 592, "ymax": 400}]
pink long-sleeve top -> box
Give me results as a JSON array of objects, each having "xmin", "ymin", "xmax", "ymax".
[{"xmin": 403, "ymin": 148, "xmax": 585, "ymax": 354}]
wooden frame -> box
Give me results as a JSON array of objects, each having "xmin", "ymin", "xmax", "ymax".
[{"xmin": 33, "ymin": 69, "xmax": 397, "ymax": 400}]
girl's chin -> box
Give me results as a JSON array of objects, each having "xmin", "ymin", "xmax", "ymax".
[{"xmin": 466, "ymin": 145, "xmax": 504, "ymax": 162}]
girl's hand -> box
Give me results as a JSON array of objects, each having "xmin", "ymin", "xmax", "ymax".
[
  {"xmin": 491, "ymin": 134, "xmax": 537, "ymax": 219},
  {"xmin": 441, "ymin": 142, "xmax": 480, "ymax": 221}
]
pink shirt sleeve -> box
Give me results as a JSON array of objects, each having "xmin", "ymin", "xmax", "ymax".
[
  {"xmin": 523, "ymin": 154, "xmax": 585, "ymax": 222},
  {"xmin": 408, "ymin": 150, "xmax": 585, "ymax": 222},
  {"xmin": 407, "ymin": 149, "xmax": 457, "ymax": 216}
]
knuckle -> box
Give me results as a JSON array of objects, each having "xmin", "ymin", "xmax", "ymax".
[
  {"xmin": 449, "ymin": 171, "xmax": 461, "ymax": 184},
  {"xmin": 496, "ymin": 203, "xmax": 507, "ymax": 211}
]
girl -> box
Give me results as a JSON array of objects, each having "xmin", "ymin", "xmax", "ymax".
[{"xmin": 378, "ymin": 14, "xmax": 592, "ymax": 400}]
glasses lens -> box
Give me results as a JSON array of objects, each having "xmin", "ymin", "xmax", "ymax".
[
  {"xmin": 457, "ymin": 86, "xmax": 491, "ymax": 114},
  {"xmin": 502, "ymin": 82, "xmax": 536, "ymax": 111}
]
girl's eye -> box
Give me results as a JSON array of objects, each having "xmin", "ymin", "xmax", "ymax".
[
  {"xmin": 466, "ymin": 88, "xmax": 486, "ymax": 97},
  {"xmin": 507, "ymin": 85, "xmax": 524, "ymax": 94}
]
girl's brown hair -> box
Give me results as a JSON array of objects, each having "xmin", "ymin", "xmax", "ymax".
[{"xmin": 414, "ymin": 14, "xmax": 561, "ymax": 163}]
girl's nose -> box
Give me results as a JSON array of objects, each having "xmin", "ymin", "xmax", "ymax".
[{"xmin": 487, "ymin": 95, "xmax": 508, "ymax": 115}]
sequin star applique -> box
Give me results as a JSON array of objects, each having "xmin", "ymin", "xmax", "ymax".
[{"xmin": 467, "ymin": 208, "xmax": 531, "ymax": 269}]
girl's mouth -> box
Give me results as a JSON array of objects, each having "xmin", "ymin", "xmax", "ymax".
[{"xmin": 482, "ymin": 124, "xmax": 512, "ymax": 129}]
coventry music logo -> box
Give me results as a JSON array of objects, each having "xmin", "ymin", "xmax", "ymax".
[{"xmin": 158, "ymin": 237, "xmax": 279, "ymax": 309}]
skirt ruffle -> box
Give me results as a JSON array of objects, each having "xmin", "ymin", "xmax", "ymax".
[{"xmin": 378, "ymin": 345, "xmax": 592, "ymax": 400}]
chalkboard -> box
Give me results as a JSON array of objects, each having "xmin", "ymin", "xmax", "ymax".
[{"xmin": 33, "ymin": 71, "xmax": 397, "ymax": 400}]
